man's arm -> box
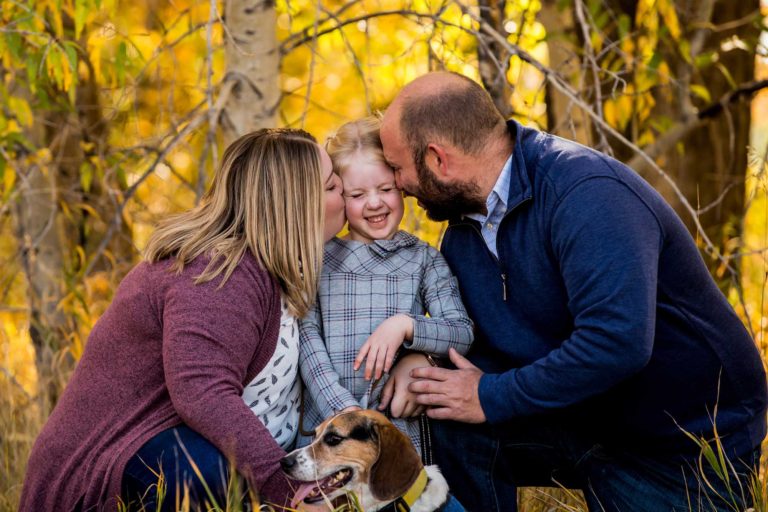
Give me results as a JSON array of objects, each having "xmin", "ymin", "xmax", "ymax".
[{"xmin": 414, "ymin": 176, "xmax": 662, "ymax": 423}]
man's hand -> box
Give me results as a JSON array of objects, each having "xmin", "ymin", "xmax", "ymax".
[
  {"xmin": 354, "ymin": 314, "xmax": 414, "ymax": 381},
  {"xmin": 379, "ymin": 352, "xmax": 428, "ymax": 418},
  {"xmin": 409, "ymin": 348, "xmax": 486, "ymax": 423}
]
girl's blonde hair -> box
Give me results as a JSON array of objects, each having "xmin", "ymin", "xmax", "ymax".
[
  {"xmin": 325, "ymin": 116, "xmax": 388, "ymax": 176},
  {"xmin": 144, "ymin": 128, "xmax": 324, "ymax": 317}
]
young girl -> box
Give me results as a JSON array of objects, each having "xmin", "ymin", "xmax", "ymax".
[{"xmin": 298, "ymin": 117, "xmax": 473, "ymax": 455}]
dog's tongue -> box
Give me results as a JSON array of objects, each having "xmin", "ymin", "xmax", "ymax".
[{"xmin": 291, "ymin": 481, "xmax": 320, "ymax": 508}]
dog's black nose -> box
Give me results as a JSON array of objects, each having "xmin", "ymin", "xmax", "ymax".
[{"xmin": 280, "ymin": 454, "xmax": 297, "ymax": 472}]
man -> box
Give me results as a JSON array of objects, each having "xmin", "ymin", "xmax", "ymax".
[{"xmin": 379, "ymin": 71, "xmax": 767, "ymax": 511}]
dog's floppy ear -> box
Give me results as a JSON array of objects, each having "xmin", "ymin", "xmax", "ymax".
[{"xmin": 369, "ymin": 420, "xmax": 422, "ymax": 501}]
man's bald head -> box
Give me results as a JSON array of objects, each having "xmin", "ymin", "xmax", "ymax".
[{"xmin": 383, "ymin": 71, "xmax": 507, "ymax": 162}]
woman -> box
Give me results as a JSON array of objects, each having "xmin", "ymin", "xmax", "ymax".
[{"xmin": 19, "ymin": 128, "xmax": 346, "ymax": 511}]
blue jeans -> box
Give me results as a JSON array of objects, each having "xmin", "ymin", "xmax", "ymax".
[
  {"xmin": 432, "ymin": 419, "xmax": 760, "ymax": 512},
  {"xmin": 121, "ymin": 425, "xmax": 250, "ymax": 512}
]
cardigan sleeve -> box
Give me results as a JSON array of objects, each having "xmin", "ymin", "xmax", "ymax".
[
  {"xmin": 404, "ymin": 246, "xmax": 474, "ymax": 356},
  {"xmin": 479, "ymin": 176, "xmax": 661, "ymax": 423},
  {"xmin": 298, "ymin": 300, "xmax": 361, "ymax": 421},
  {"xmin": 160, "ymin": 263, "xmax": 293, "ymax": 505}
]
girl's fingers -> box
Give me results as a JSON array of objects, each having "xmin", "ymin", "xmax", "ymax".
[
  {"xmin": 354, "ymin": 343, "xmax": 370, "ymax": 371},
  {"xmin": 383, "ymin": 348, "xmax": 395, "ymax": 374},
  {"xmin": 364, "ymin": 347, "xmax": 378, "ymax": 380},
  {"xmin": 373, "ymin": 350, "xmax": 386, "ymax": 379}
]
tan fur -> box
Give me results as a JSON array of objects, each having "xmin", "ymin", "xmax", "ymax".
[{"xmin": 369, "ymin": 415, "xmax": 422, "ymax": 501}]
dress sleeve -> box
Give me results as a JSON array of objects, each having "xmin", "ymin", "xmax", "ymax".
[
  {"xmin": 404, "ymin": 246, "xmax": 474, "ymax": 356},
  {"xmin": 161, "ymin": 265, "xmax": 293, "ymax": 505},
  {"xmin": 298, "ymin": 299, "xmax": 361, "ymax": 423}
]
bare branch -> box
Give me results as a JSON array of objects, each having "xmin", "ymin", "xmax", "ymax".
[
  {"xmin": 628, "ymin": 79, "xmax": 768, "ymax": 172},
  {"xmin": 83, "ymin": 82, "xmax": 235, "ymax": 276}
]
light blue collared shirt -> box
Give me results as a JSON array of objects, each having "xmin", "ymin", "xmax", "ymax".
[{"xmin": 466, "ymin": 154, "xmax": 513, "ymax": 258}]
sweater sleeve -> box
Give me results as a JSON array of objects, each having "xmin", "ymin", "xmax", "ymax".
[
  {"xmin": 160, "ymin": 264, "xmax": 293, "ymax": 506},
  {"xmin": 479, "ymin": 176, "xmax": 662, "ymax": 423},
  {"xmin": 404, "ymin": 246, "xmax": 474, "ymax": 356},
  {"xmin": 298, "ymin": 300, "xmax": 361, "ymax": 421}
]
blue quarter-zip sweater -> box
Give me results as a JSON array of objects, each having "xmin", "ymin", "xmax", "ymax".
[{"xmin": 441, "ymin": 120, "xmax": 767, "ymax": 457}]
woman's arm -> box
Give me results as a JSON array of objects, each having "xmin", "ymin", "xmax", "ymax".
[{"xmin": 161, "ymin": 264, "xmax": 292, "ymax": 505}]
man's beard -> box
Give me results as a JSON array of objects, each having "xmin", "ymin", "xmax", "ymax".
[{"xmin": 414, "ymin": 158, "xmax": 486, "ymax": 221}]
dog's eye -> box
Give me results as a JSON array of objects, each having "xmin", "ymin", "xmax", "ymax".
[{"xmin": 323, "ymin": 433, "xmax": 343, "ymax": 446}]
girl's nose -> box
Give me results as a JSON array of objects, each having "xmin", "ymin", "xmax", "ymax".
[{"xmin": 366, "ymin": 193, "xmax": 383, "ymax": 208}]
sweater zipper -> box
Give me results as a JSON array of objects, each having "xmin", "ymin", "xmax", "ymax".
[{"xmin": 445, "ymin": 197, "xmax": 531, "ymax": 302}]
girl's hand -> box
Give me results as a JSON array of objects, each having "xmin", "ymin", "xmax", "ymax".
[
  {"xmin": 354, "ymin": 314, "xmax": 414, "ymax": 381},
  {"xmin": 378, "ymin": 352, "xmax": 429, "ymax": 418}
]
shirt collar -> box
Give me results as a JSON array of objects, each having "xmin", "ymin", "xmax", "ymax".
[{"xmin": 466, "ymin": 153, "xmax": 513, "ymax": 224}]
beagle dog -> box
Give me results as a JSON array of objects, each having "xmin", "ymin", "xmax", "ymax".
[{"xmin": 281, "ymin": 410, "xmax": 453, "ymax": 511}]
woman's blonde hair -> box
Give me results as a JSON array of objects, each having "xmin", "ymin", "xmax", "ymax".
[
  {"xmin": 144, "ymin": 128, "xmax": 324, "ymax": 317},
  {"xmin": 325, "ymin": 116, "xmax": 388, "ymax": 176}
]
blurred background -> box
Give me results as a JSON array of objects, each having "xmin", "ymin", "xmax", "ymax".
[{"xmin": 1, "ymin": 0, "xmax": 767, "ymax": 509}]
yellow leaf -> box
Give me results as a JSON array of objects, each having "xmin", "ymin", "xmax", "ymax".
[
  {"xmin": 8, "ymin": 96, "xmax": 33, "ymax": 127},
  {"xmin": 3, "ymin": 164, "xmax": 15, "ymax": 192},
  {"xmin": 690, "ymin": 84, "xmax": 711, "ymax": 103},
  {"xmin": 658, "ymin": 0, "xmax": 681, "ymax": 41}
]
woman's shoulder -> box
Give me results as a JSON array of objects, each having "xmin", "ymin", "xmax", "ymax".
[{"xmin": 143, "ymin": 251, "xmax": 279, "ymax": 305}]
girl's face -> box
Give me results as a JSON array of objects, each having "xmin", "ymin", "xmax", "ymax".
[
  {"xmin": 341, "ymin": 157, "xmax": 404, "ymax": 244},
  {"xmin": 320, "ymin": 147, "xmax": 346, "ymax": 242}
]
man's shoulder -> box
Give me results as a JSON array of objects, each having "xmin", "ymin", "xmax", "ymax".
[{"xmin": 517, "ymin": 125, "xmax": 638, "ymax": 201}]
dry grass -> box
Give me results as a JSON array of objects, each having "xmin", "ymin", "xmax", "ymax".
[{"xmin": 1, "ymin": 349, "xmax": 765, "ymax": 512}]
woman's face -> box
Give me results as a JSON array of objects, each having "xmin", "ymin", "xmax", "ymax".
[{"xmin": 320, "ymin": 146, "xmax": 346, "ymax": 242}]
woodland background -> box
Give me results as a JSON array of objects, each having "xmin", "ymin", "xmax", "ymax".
[{"xmin": 2, "ymin": 0, "xmax": 768, "ymax": 510}]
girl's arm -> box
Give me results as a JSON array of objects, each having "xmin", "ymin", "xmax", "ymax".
[
  {"xmin": 405, "ymin": 246, "xmax": 474, "ymax": 356},
  {"xmin": 298, "ymin": 300, "xmax": 361, "ymax": 423}
]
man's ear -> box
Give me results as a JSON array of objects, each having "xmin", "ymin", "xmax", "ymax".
[
  {"xmin": 426, "ymin": 143, "xmax": 450, "ymax": 178},
  {"xmin": 369, "ymin": 421, "xmax": 422, "ymax": 501}
]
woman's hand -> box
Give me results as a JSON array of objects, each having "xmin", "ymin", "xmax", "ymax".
[
  {"xmin": 339, "ymin": 406, "xmax": 362, "ymax": 413},
  {"xmin": 378, "ymin": 352, "xmax": 430, "ymax": 418},
  {"xmin": 354, "ymin": 314, "xmax": 414, "ymax": 381}
]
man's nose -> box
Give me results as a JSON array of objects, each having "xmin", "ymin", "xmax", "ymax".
[{"xmin": 394, "ymin": 170, "xmax": 403, "ymax": 189}]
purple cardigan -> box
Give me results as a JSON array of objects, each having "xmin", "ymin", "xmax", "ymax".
[{"xmin": 19, "ymin": 252, "xmax": 294, "ymax": 511}]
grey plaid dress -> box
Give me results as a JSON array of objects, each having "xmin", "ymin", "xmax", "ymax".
[{"xmin": 298, "ymin": 231, "xmax": 473, "ymax": 453}]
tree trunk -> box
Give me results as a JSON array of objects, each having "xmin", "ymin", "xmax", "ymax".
[
  {"xmin": 13, "ymin": 23, "xmax": 129, "ymax": 378},
  {"xmin": 538, "ymin": 0, "xmax": 592, "ymax": 143},
  {"xmin": 221, "ymin": 0, "xmax": 280, "ymax": 144},
  {"xmin": 477, "ymin": 0, "xmax": 513, "ymax": 118},
  {"xmin": 639, "ymin": 0, "xmax": 757, "ymax": 281}
]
